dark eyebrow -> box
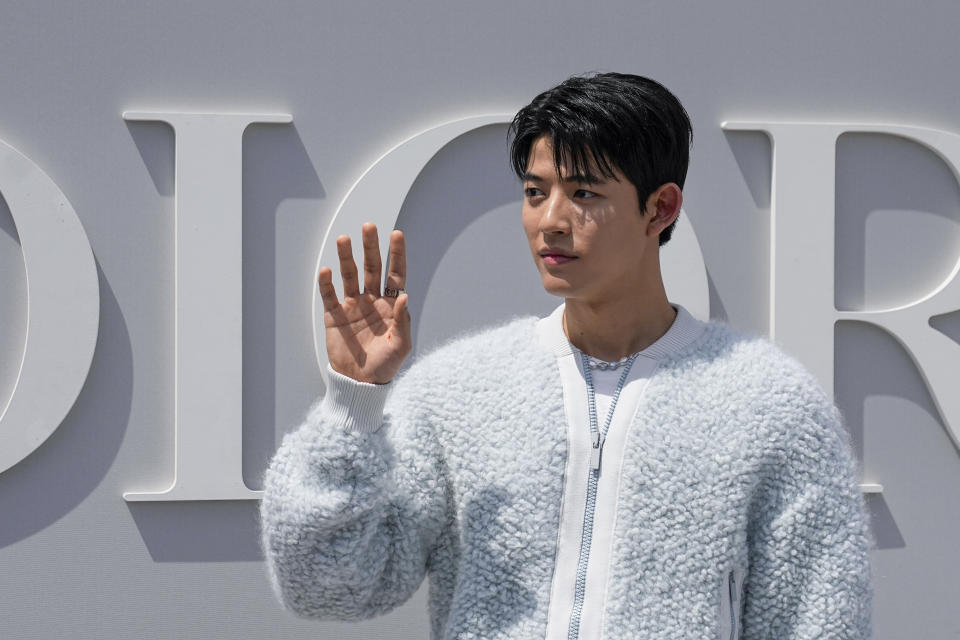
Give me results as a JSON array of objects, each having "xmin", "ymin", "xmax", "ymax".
[
  {"xmin": 521, "ymin": 171, "xmax": 606, "ymax": 185},
  {"xmin": 565, "ymin": 173, "xmax": 605, "ymax": 185}
]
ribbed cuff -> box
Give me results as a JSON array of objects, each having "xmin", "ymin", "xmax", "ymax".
[{"xmin": 320, "ymin": 366, "xmax": 391, "ymax": 433}]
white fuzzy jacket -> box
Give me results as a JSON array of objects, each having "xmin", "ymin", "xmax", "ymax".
[{"xmin": 260, "ymin": 313, "xmax": 872, "ymax": 639}]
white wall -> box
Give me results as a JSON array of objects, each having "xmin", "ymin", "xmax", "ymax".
[{"xmin": 1, "ymin": 1, "xmax": 958, "ymax": 637}]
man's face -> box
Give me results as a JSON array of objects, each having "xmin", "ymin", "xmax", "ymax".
[{"xmin": 521, "ymin": 135, "xmax": 655, "ymax": 304}]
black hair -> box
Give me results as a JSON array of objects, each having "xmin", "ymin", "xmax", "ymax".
[{"xmin": 509, "ymin": 72, "xmax": 692, "ymax": 246}]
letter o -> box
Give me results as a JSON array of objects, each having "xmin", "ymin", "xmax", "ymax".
[
  {"xmin": 313, "ymin": 116, "xmax": 709, "ymax": 381},
  {"xmin": 0, "ymin": 139, "xmax": 99, "ymax": 473}
]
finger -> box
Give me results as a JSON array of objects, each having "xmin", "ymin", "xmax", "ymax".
[
  {"xmin": 361, "ymin": 222, "xmax": 382, "ymax": 295},
  {"xmin": 337, "ymin": 235, "xmax": 361, "ymax": 297},
  {"xmin": 392, "ymin": 293, "xmax": 412, "ymax": 348},
  {"xmin": 386, "ymin": 230, "xmax": 406, "ymax": 291},
  {"xmin": 317, "ymin": 266, "xmax": 340, "ymax": 312},
  {"xmin": 393, "ymin": 293, "xmax": 411, "ymax": 330}
]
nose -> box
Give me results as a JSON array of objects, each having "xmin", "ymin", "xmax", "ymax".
[{"xmin": 539, "ymin": 191, "xmax": 572, "ymax": 236}]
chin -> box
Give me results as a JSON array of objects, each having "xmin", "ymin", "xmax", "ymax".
[{"xmin": 539, "ymin": 276, "xmax": 575, "ymax": 299}]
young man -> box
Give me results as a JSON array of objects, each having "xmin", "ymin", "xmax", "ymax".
[{"xmin": 260, "ymin": 73, "xmax": 873, "ymax": 639}]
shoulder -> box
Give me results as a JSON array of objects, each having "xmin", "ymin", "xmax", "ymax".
[
  {"xmin": 390, "ymin": 315, "xmax": 545, "ymax": 397},
  {"xmin": 662, "ymin": 321, "xmax": 845, "ymax": 452},
  {"xmin": 416, "ymin": 316, "xmax": 541, "ymax": 369},
  {"xmin": 666, "ymin": 320, "xmax": 829, "ymax": 400}
]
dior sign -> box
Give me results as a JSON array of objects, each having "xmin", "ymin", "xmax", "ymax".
[{"xmin": 1, "ymin": 113, "xmax": 957, "ymax": 499}]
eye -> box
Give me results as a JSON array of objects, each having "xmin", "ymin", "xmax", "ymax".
[
  {"xmin": 524, "ymin": 186, "xmax": 544, "ymax": 198},
  {"xmin": 574, "ymin": 189, "xmax": 598, "ymax": 199}
]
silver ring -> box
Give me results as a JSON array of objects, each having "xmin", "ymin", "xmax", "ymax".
[{"xmin": 383, "ymin": 287, "xmax": 405, "ymax": 298}]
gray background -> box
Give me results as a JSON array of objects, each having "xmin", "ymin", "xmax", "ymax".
[{"xmin": 1, "ymin": 1, "xmax": 959, "ymax": 638}]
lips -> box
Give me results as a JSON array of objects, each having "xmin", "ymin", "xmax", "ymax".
[{"xmin": 539, "ymin": 248, "xmax": 577, "ymax": 265}]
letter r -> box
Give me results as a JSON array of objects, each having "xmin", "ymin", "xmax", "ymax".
[{"xmin": 724, "ymin": 120, "xmax": 960, "ymax": 451}]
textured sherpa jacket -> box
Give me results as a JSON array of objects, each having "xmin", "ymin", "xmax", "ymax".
[{"xmin": 260, "ymin": 308, "xmax": 873, "ymax": 639}]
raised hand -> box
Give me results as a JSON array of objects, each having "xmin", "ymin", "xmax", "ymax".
[{"xmin": 318, "ymin": 223, "xmax": 411, "ymax": 384}]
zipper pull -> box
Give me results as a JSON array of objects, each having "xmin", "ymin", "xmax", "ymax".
[{"xmin": 590, "ymin": 432, "xmax": 603, "ymax": 471}]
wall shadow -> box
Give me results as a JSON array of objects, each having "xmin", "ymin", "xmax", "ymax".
[
  {"xmin": 833, "ymin": 320, "xmax": 958, "ymax": 550},
  {"xmin": 865, "ymin": 493, "xmax": 904, "ymax": 550},
  {"xmin": 0, "ymin": 191, "xmax": 26, "ymax": 408},
  {"xmin": 0, "ymin": 191, "xmax": 18, "ymax": 243},
  {"xmin": 724, "ymin": 130, "xmax": 771, "ymax": 210},
  {"xmin": 0, "ymin": 262, "xmax": 132, "ymax": 548},
  {"xmin": 241, "ymin": 122, "xmax": 325, "ymax": 491},
  {"xmin": 124, "ymin": 120, "xmax": 175, "ymax": 197},
  {"xmin": 707, "ymin": 269, "xmax": 729, "ymax": 322},
  {"xmin": 929, "ymin": 308, "xmax": 960, "ymax": 346},
  {"xmin": 127, "ymin": 501, "xmax": 263, "ymax": 562},
  {"xmin": 835, "ymin": 133, "xmax": 960, "ymax": 312}
]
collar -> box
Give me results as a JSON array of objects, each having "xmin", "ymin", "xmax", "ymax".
[{"xmin": 535, "ymin": 302, "xmax": 706, "ymax": 362}]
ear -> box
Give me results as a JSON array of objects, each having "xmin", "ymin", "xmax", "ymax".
[{"xmin": 643, "ymin": 183, "xmax": 683, "ymax": 238}]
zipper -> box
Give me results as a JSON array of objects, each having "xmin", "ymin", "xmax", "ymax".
[
  {"xmin": 721, "ymin": 568, "xmax": 743, "ymax": 640},
  {"xmin": 590, "ymin": 432, "xmax": 602, "ymax": 470},
  {"xmin": 566, "ymin": 449, "xmax": 601, "ymax": 639},
  {"xmin": 727, "ymin": 571, "xmax": 737, "ymax": 640},
  {"xmin": 567, "ymin": 354, "xmax": 638, "ymax": 640}
]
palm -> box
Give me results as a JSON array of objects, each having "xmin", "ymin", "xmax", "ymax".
[
  {"xmin": 325, "ymin": 294, "xmax": 406, "ymax": 382},
  {"xmin": 319, "ymin": 224, "xmax": 410, "ymax": 384}
]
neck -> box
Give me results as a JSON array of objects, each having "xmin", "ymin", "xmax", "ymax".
[{"xmin": 562, "ymin": 286, "xmax": 676, "ymax": 363}]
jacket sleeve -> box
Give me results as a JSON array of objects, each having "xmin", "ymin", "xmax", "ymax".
[
  {"xmin": 742, "ymin": 386, "xmax": 873, "ymax": 639},
  {"xmin": 259, "ymin": 365, "xmax": 452, "ymax": 620}
]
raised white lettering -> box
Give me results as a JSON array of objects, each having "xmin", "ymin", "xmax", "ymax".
[
  {"xmin": 122, "ymin": 111, "xmax": 290, "ymax": 501},
  {"xmin": 724, "ymin": 121, "xmax": 960, "ymax": 453}
]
